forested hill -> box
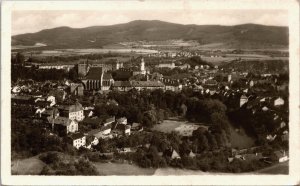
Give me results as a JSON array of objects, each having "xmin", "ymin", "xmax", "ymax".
[{"xmin": 12, "ymin": 20, "xmax": 288, "ymax": 49}]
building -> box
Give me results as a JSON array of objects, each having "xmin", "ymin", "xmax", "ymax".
[
  {"xmin": 81, "ymin": 67, "xmax": 103, "ymax": 90},
  {"xmin": 114, "ymin": 124, "xmax": 131, "ymax": 136},
  {"xmin": 87, "ymin": 124, "xmax": 112, "ymax": 139},
  {"xmin": 112, "ymin": 80, "xmax": 165, "ymax": 91},
  {"xmin": 274, "ymin": 150, "xmax": 289, "ymax": 162},
  {"xmin": 130, "ymin": 81, "xmax": 165, "ymax": 91},
  {"xmin": 68, "ymin": 133, "xmax": 86, "ymax": 149},
  {"xmin": 274, "ymin": 97, "xmax": 285, "ymax": 106},
  {"xmin": 57, "ymin": 102, "xmax": 84, "ymax": 121},
  {"xmin": 47, "ymin": 116, "xmax": 78, "ymax": 135},
  {"xmin": 102, "ymin": 73, "xmax": 114, "ymax": 91},
  {"xmin": 80, "ymin": 67, "xmax": 114, "ymax": 91},
  {"xmin": 117, "ymin": 117, "xmax": 127, "ymax": 125},
  {"xmin": 70, "ymin": 83, "xmax": 84, "ymax": 96},
  {"xmin": 155, "ymin": 62, "xmax": 175, "ymax": 69},
  {"xmin": 37, "ymin": 63, "xmax": 75, "ymax": 71},
  {"xmin": 85, "ymin": 135, "xmax": 99, "ymax": 149},
  {"xmin": 240, "ymin": 95, "xmax": 248, "ymax": 107}
]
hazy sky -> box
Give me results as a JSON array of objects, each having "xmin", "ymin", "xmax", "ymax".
[{"xmin": 12, "ymin": 9, "xmax": 288, "ymax": 36}]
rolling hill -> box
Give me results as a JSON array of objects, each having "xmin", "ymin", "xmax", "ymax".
[{"xmin": 12, "ymin": 20, "xmax": 289, "ymax": 50}]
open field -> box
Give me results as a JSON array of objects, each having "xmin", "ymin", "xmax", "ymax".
[
  {"xmin": 11, "ymin": 156, "xmax": 45, "ymax": 175},
  {"xmin": 93, "ymin": 162, "xmax": 155, "ymax": 175},
  {"xmin": 152, "ymin": 119, "xmax": 208, "ymax": 136}
]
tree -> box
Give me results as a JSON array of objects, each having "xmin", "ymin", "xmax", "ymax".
[{"xmin": 15, "ymin": 52, "xmax": 25, "ymax": 66}]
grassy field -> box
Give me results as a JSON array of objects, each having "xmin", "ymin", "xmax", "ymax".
[
  {"xmin": 152, "ymin": 119, "xmax": 208, "ymax": 135},
  {"xmin": 93, "ymin": 162, "xmax": 155, "ymax": 175},
  {"xmin": 11, "ymin": 156, "xmax": 45, "ymax": 175}
]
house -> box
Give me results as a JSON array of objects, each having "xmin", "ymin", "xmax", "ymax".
[
  {"xmin": 163, "ymin": 148, "xmax": 181, "ymax": 160},
  {"xmin": 188, "ymin": 151, "xmax": 196, "ymax": 158},
  {"xmin": 266, "ymin": 134, "xmax": 277, "ymax": 141},
  {"xmin": 46, "ymin": 95, "xmax": 56, "ymax": 107},
  {"xmin": 274, "ymin": 97, "xmax": 284, "ymax": 106},
  {"xmin": 80, "ymin": 117, "xmax": 103, "ymax": 128},
  {"xmin": 70, "ymin": 83, "xmax": 84, "ymax": 96},
  {"xmin": 85, "ymin": 135, "xmax": 99, "ymax": 149},
  {"xmin": 57, "ymin": 102, "xmax": 84, "ymax": 121},
  {"xmin": 117, "ymin": 117, "xmax": 127, "ymax": 125},
  {"xmin": 49, "ymin": 89, "xmax": 67, "ymax": 103},
  {"xmin": 113, "ymin": 123, "xmax": 131, "ymax": 136},
  {"xmin": 106, "ymin": 99, "xmax": 118, "ymax": 106},
  {"xmin": 130, "ymin": 80, "xmax": 165, "ymax": 91},
  {"xmin": 102, "ymin": 72, "xmax": 114, "ymax": 91},
  {"xmin": 274, "ymin": 150, "xmax": 289, "ymax": 162},
  {"xmin": 87, "ymin": 124, "xmax": 112, "ymax": 139},
  {"xmin": 103, "ymin": 116, "xmax": 115, "ymax": 126},
  {"xmin": 262, "ymin": 106, "xmax": 269, "ymax": 111},
  {"xmin": 12, "ymin": 86, "xmax": 21, "ymax": 93},
  {"xmin": 131, "ymin": 123, "xmax": 143, "ymax": 131},
  {"xmin": 68, "ymin": 133, "xmax": 86, "ymax": 149},
  {"xmin": 240, "ymin": 95, "xmax": 248, "ymax": 107},
  {"xmin": 47, "ymin": 116, "xmax": 78, "ymax": 135},
  {"xmin": 155, "ymin": 62, "xmax": 175, "ymax": 69},
  {"xmin": 40, "ymin": 108, "xmax": 59, "ymax": 119},
  {"xmin": 171, "ymin": 150, "xmax": 181, "ymax": 159},
  {"xmin": 281, "ymin": 133, "xmax": 289, "ymax": 142}
]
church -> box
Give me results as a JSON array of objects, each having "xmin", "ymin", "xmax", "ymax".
[{"xmin": 78, "ymin": 63, "xmax": 114, "ymax": 91}]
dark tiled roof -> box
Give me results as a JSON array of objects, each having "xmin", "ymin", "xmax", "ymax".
[
  {"xmin": 131, "ymin": 81, "xmax": 165, "ymax": 87},
  {"xmin": 113, "ymin": 70, "xmax": 132, "ymax": 81},
  {"xmin": 69, "ymin": 132, "xmax": 85, "ymax": 140},
  {"xmin": 85, "ymin": 67, "xmax": 103, "ymax": 80},
  {"xmin": 103, "ymin": 72, "xmax": 113, "ymax": 80},
  {"xmin": 47, "ymin": 116, "xmax": 72, "ymax": 126},
  {"xmin": 113, "ymin": 81, "xmax": 131, "ymax": 87},
  {"xmin": 57, "ymin": 102, "xmax": 83, "ymax": 112}
]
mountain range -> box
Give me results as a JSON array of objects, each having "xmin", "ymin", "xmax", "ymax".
[{"xmin": 12, "ymin": 20, "xmax": 289, "ymax": 50}]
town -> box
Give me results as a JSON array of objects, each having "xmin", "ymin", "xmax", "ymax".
[{"xmin": 11, "ymin": 48, "xmax": 289, "ymax": 175}]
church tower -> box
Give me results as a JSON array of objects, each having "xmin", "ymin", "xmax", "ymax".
[{"xmin": 140, "ymin": 58, "xmax": 146, "ymax": 75}]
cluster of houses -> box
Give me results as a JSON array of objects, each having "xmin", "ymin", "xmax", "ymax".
[{"xmin": 12, "ymin": 88, "xmax": 144, "ymax": 150}]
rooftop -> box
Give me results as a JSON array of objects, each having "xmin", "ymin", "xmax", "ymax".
[{"xmin": 85, "ymin": 67, "xmax": 103, "ymax": 80}]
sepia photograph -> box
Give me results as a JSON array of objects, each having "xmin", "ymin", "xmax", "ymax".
[{"xmin": 1, "ymin": 0, "xmax": 300, "ymax": 185}]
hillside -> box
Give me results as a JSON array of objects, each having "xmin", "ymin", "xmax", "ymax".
[{"xmin": 12, "ymin": 20, "xmax": 289, "ymax": 50}]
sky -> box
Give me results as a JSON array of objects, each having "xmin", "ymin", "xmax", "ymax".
[{"xmin": 12, "ymin": 9, "xmax": 288, "ymax": 36}]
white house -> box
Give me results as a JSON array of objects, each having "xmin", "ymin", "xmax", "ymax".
[
  {"xmin": 47, "ymin": 95, "xmax": 56, "ymax": 107},
  {"xmin": 69, "ymin": 133, "xmax": 86, "ymax": 149},
  {"xmin": 274, "ymin": 97, "xmax": 284, "ymax": 106},
  {"xmin": 47, "ymin": 116, "xmax": 78, "ymax": 134},
  {"xmin": 240, "ymin": 95, "xmax": 248, "ymax": 107},
  {"xmin": 117, "ymin": 117, "xmax": 127, "ymax": 125},
  {"xmin": 274, "ymin": 150, "xmax": 289, "ymax": 162},
  {"xmin": 85, "ymin": 135, "xmax": 99, "ymax": 149},
  {"xmin": 58, "ymin": 102, "xmax": 85, "ymax": 121}
]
